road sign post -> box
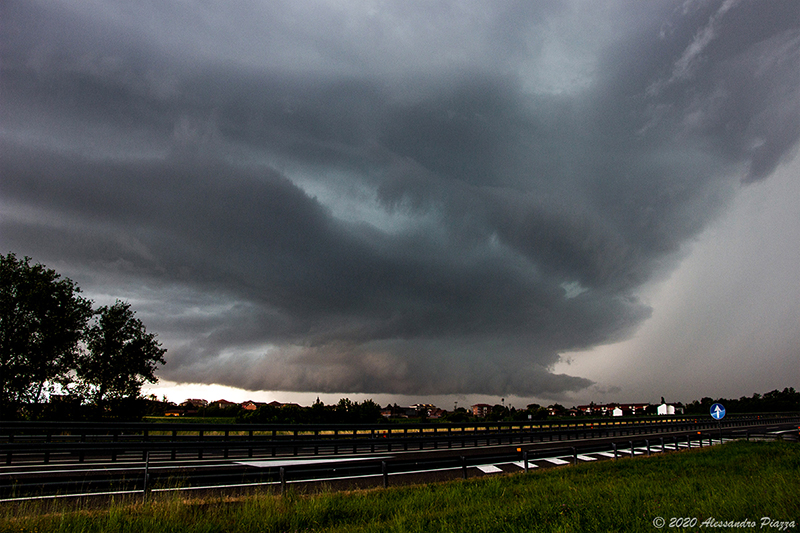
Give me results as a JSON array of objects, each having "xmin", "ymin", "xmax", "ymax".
[{"xmin": 711, "ymin": 403, "xmax": 725, "ymax": 443}]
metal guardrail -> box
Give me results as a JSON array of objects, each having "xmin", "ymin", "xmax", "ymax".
[
  {"xmin": 3, "ymin": 425, "xmax": 795, "ymax": 502},
  {"xmin": 1, "ymin": 415, "xmax": 797, "ymax": 466}
]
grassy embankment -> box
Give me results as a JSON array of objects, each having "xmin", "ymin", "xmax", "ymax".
[{"xmin": 2, "ymin": 441, "xmax": 797, "ymax": 532}]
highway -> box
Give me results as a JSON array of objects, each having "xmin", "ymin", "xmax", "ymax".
[{"xmin": 1, "ymin": 417, "xmax": 796, "ymax": 501}]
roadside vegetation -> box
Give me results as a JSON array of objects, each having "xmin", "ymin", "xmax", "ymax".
[
  {"xmin": 2, "ymin": 440, "xmax": 797, "ymax": 532},
  {"xmin": 0, "ymin": 253, "xmax": 166, "ymax": 421}
]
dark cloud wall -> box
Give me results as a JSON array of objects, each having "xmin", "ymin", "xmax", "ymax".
[{"xmin": 2, "ymin": 0, "xmax": 798, "ymax": 398}]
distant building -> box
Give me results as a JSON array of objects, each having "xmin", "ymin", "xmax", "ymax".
[
  {"xmin": 241, "ymin": 400, "xmax": 266, "ymax": 411},
  {"xmin": 471, "ymin": 403, "xmax": 492, "ymax": 418},
  {"xmin": 259, "ymin": 401, "xmax": 302, "ymax": 409},
  {"xmin": 210, "ymin": 399, "xmax": 239, "ymax": 409},
  {"xmin": 428, "ymin": 408, "xmax": 446, "ymax": 419},
  {"xmin": 657, "ymin": 403, "xmax": 683, "ymax": 415},
  {"xmin": 577, "ymin": 402, "xmax": 650, "ymax": 416},
  {"xmin": 547, "ymin": 404, "xmax": 568, "ymax": 417},
  {"xmin": 382, "ymin": 404, "xmax": 420, "ymax": 418},
  {"xmin": 577, "ymin": 404, "xmax": 609, "ymax": 416},
  {"xmin": 411, "ymin": 403, "xmax": 437, "ymax": 417}
]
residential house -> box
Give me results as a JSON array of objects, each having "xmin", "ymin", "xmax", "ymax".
[
  {"xmin": 578, "ymin": 402, "xmax": 650, "ymax": 416},
  {"xmin": 381, "ymin": 404, "xmax": 418, "ymax": 418},
  {"xmin": 471, "ymin": 403, "xmax": 492, "ymax": 418},
  {"xmin": 657, "ymin": 403, "xmax": 683, "ymax": 415},
  {"xmin": 428, "ymin": 407, "xmax": 446, "ymax": 419},
  {"xmin": 210, "ymin": 399, "xmax": 239, "ymax": 409}
]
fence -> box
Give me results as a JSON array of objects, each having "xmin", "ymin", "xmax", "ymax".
[
  {"xmin": 2, "ymin": 423, "xmax": 795, "ymax": 502},
  {"xmin": 1, "ymin": 414, "xmax": 795, "ymax": 466}
]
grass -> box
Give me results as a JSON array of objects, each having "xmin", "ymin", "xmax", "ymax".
[{"xmin": 2, "ymin": 441, "xmax": 797, "ymax": 532}]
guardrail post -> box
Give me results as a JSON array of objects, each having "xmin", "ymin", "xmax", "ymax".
[
  {"xmin": 280, "ymin": 467, "xmax": 286, "ymax": 495},
  {"xmin": 5, "ymin": 433, "xmax": 11, "ymax": 465},
  {"xmin": 613, "ymin": 442, "xmax": 617, "ymax": 460},
  {"xmin": 382, "ymin": 461, "xmax": 389, "ymax": 488},
  {"xmin": 629, "ymin": 441, "xmax": 634, "ymax": 458},
  {"xmin": 143, "ymin": 451, "xmax": 150, "ymax": 502},
  {"xmin": 571, "ymin": 447, "xmax": 577, "ymax": 466},
  {"xmin": 686, "ymin": 435, "xmax": 691, "ymax": 449},
  {"xmin": 646, "ymin": 439, "xmax": 650, "ymax": 456},
  {"xmin": 461, "ymin": 456, "xmax": 468, "ymax": 479},
  {"xmin": 112, "ymin": 432, "xmax": 119, "ymax": 462},
  {"xmin": 523, "ymin": 451, "xmax": 529, "ymax": 473}
]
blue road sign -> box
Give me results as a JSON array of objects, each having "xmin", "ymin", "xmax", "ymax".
[{"xmin": 710, "ymin": 403, "xmax": 726, "ymax": 420}]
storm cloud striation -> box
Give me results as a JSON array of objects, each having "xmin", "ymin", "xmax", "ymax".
[{"xmin": 2, "ymin": 1, "xmax": 798, "ymax": 398}]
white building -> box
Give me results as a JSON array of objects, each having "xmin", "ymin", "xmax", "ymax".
[{"xmin": 657, "ymin": 403, "xmax": 676, "ymax": 415}]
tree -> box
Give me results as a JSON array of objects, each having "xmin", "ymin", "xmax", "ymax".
[
  {"xmin": 488, "ymin": 404, "xmax": 509, "ymax": 421},
  {"xmin": 77, "ymin": 301, "xmax": 166, "ymax": 417},
  {"xmin": 0, "ymin": 253, "xmax": 92, "ymax": 418}
]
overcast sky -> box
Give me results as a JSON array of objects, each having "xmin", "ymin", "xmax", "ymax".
[{"xmin": 2, "ymin": 0, "xmax": 798, "ymax": 408}]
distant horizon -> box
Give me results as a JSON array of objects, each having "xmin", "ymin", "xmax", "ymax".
[{"xmin": 143, "ymin": 380, "xmax": 791, "ymax": 412}]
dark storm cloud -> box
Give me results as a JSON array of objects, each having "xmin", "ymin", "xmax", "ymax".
[{"xmin": 1, "ymin": 0, "xmax": 798, "ymax": 397}]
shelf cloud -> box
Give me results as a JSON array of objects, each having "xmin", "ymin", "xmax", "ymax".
[{"xmin": 2, "ymin": 0, "xmax": 798, "ymax": 399}]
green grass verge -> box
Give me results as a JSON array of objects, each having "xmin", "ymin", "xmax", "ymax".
[{"xmin": 2, "ymin": 441, "xmax": 798, "ymax": 532}]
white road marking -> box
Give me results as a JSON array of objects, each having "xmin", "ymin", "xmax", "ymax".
[
  {"xmin": 476, "ymin": 464, "xmax": 503, "ymax": 473},
  {"xmin": 618, "ymin": 449, "xmax": 645, "ymax": 455},
  {"xmin": 540, "ymin": 457, "xmax": 571, "ymax": 465},
  {"xmin": 237, "ymin": 456, "xmax": 390, "ymax": 468}
]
